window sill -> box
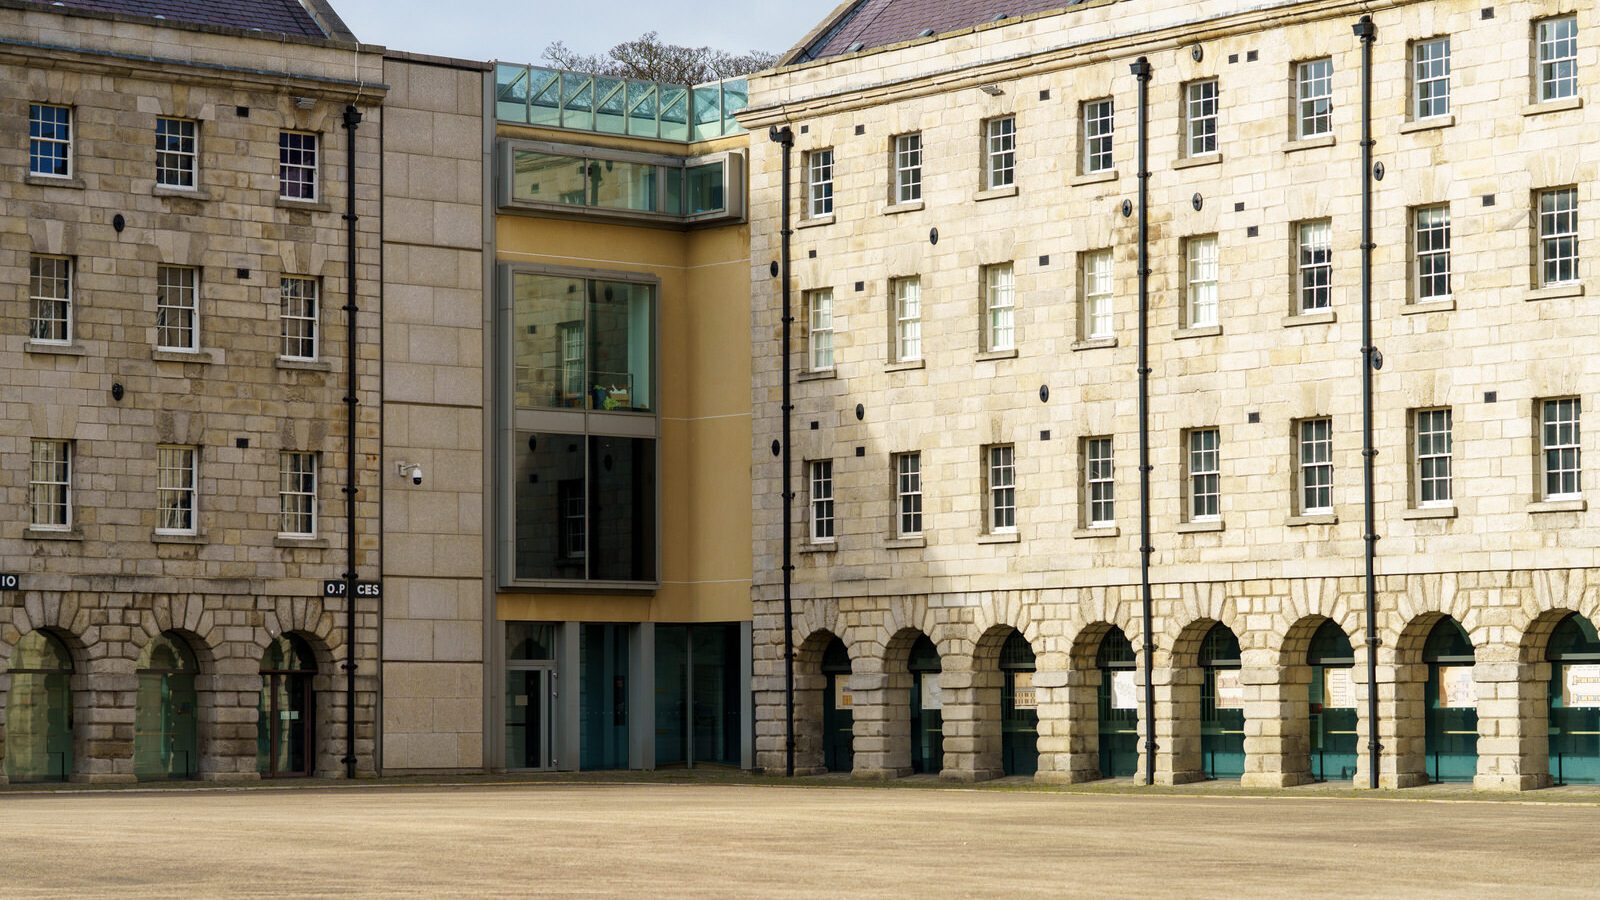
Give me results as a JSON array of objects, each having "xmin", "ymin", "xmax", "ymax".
[
  {"xmin": 1282, "ymin": 135, "xmax": 1335, "ymax": 153},
  {"xmin": 1173, "ymin": 153, "xmax": 1222, "ymax": 170},
  {"xmin": 1283, "ymin": 310, "xmax": 1336, "ymax": 328},
  {"xmin": 799, "ymin": 541, "xmax": 837, "ymax": 555},
  {"xmin": 1530, "ymin": 499, "xmax": 1586, "ymax": 514},
  {"xmin": 26, "ymin": 527, "xmax": 82, "ymax": 542},
  {"xmin": 24, "ymin": 174, "xmax": 85, "ymax": 190},
  {"xmin": 153, "ymin": 185, "xmax": 210, "ymax": 200},
  {"xmin": 1071, "ymin": 337, "xmax": 1117, "ymax": 352},
  {"xmin": 885, "ymin": 359, "xmax": 925, "ymax": 373},
  {"xmin": 973, "ymin": 185, "xmax": 1018, "ymax": 202},
  {"xmin": 275, "ymin": 196, "xmax": 330, "ymax": 213},
  {"xmin": 1524, "ymin": 96, "xmax": 1583, "ymax": 117},
  {"xmin": 977, "ymin": 531, "xmax": 1020, "ymax": 544},
  {"xmin": 25, "ymin": 341, "xmax": 86, "ymax": 357},
  {"xmin": 1173, "ymin": 324, "xmax": 1221, "ymax": 340},
  {"xmin": 796, "ymin": 214, "xmax": 835, "ymax": 229},
  {"xmin": 1286, "ymin": 513, "xmax": 1337, "ymax": 527},
  {"xmin": 1176, "ymin": 519, "xmax": 1224, "ymax": 534},
  {"xmin": 883, "ymin": 201, "xmax": 924, "ymax": 215},
  {"xmin": 277, "ymin": 357, "xmax": 332, "ymax": 372},
  {"xmin": 1070, "ymin": 169, "xmax": 1118, "ymax": 187},
  {"xmin": 1401, "ymin": 298, "xmax": 1455, "ymax": 314},
  {"xmin": 1399, "ymin": 115, "xmax": 1454, "ymax": 134},
  {"xmin": 153, "ymin": 531, "xmax": 206, "ymax": 545},
  {"xmin": 885, "ymin": 536, "xmax": 926, "ymax": 550},
  {"xmin": 976, "ymin": 348, "xmax": 1018, "ymax": 362},
  {"xmin": 1528, "ymin": 283, "xmax": 1584, "ymax": 302},
  {"xmin": 275, "ymin": 536, "xmax": 329, "ymax": 549},
  {"xmin": 152, "ymin": 349, "xmax": 215, "ymax": 365},
  {"xmin": 1402, "ymin": 505, "xmax": 1457, "ymax": 521},
  {"xmin": 797, "ymin": 369, "xmax": 836, "ymax": 382},
  {"xmin": 1073, "ymin": 526, "xmax": 1119, "ymax": 539}
]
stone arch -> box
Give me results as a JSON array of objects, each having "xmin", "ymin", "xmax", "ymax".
[
  {"xmin": 791, "ymin": 627, "xmax": 846, "ymax": 775},
  {"xmin": 1269, "ymin": 614, "xmax": 1362, "ymax": 786},
  {"xmin": 0, "ymin": 622, "xmax": 92, "ymax": 784},
  {"xmin": 955, "ymin": 622, "xmax": 1033, "ymax": 781},
  {"xmin": 867, "ymin": 626, "xmax": 936, "ymax": 779},
  {"xmin": 1055, "ymin": 617, "xmax": 1141, "ymax": 784},
  {"xmin": 1508, "ymin": 606, "xmax": 1600, "ymax": 789},
  {"xmin": 1388, "ymin": 611, "xmax": 1479, "ymax": 788}
]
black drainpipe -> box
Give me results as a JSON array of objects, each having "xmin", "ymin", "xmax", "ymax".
[
  {"xmin": 1352, "ymin": 15, "xmax": 1380, "ymax": 791},
  {"xmin": 1129, "ymin": 56, "xmax": 1156, "ymax": 787},
  {"xmin": 341, "ymin": 103, "xmax": 363, "ymax": 781},
  {"xmin": 769, "ymin": 124, "xmax": 796, "ymax": 778}
]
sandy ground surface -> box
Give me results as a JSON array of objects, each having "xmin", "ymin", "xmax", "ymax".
[{"xmin": 0, "ymin": 780, "xmax": 1597, "ymax": 898}]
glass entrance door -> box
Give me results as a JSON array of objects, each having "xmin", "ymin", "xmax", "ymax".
[
  {"xmin": 1423, "ymin": 618, "xmax": 1477, "ymax": 783},
  {"xmin": 506, "ymin": 667, "xmax": 553, "ymax": 770},
  {"xmin": 1199, "ymin": 624, "xmax": 1245, "ymax": 780},
  {"xmin": 1547, "ymin": 614, "xmax": 1600, "ymax": 785},
  {"xmin": 999, "ymin": 631, "xmax": 1038, "ymax": 777},
  {"xmin": 1096, "ymin": 628, "xmax": 1138, "ymax": 778},
  {"xmin": 259, "ymin": 634, "xmax": 316, "ymax": 778},
  {"xmin": 1307, "ymin": 620, "xmax": 1357, "ymax": 782}
]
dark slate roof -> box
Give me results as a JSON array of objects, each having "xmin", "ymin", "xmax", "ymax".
[
  {"xmin": 796, "ymin": 0, "xmax": 1084, "ymax": 61},
  {"xmin": 37, "ymin": 0, "xmax": 329, "ymax": 38}
]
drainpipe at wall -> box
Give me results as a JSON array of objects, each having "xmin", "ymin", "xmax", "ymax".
[
  {"xmin": 769, "ymin": 125, "xmax": 797, "ymax": 778},
  {"xmin": 1352, "ymin": 14, "xmax": 1381, "ymax": 792},
  {"xmin": 341, "ymin": 103, "xmax": 363, "ymax": 781},
  {"xmin": 1129, "ymin": 56, "xmax": 1156, "ymax": 787}
]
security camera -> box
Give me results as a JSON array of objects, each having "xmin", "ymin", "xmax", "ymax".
[{"xmin": 396, "ymin": 461, "xmax": 423, "ymax": 486}]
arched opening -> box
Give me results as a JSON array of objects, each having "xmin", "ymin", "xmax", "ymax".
[
  {"xmin": 1096, "ymin": 627, "xmax": 1137, "ymax": 778},
  {"xmin": 134, "ymin": 632, "xmax": 201, "ymax": 780},
  {"xmin": 999, "ymin": 630, "xmax": 1038, "ymax": 777},
  {"xmin": 4, "ymin": 631, "xmax": 74, "ymax": 783},
  {"xmin": 1199, "ymin": 623, "xmax": 1244, "ymax": 780},
  {"xmin": 1307, "ymin": 620, "xmax": 1357, "ymax": 782},
  {"xmin": 259, "ymin": 634, "xmax": 318, "ymax": 778},
  {"xmin": 1547, "ymin": 613, "xmax": 1600, "ymax": 785},
  {"xmin": 819, "ymin": 637, "xmax": 853, "ymax": 773},
  {"xmin": 1423, "ymin": 617, "xmax": 1477, "ymax": 783},
  {"xmin": 907, "ymin": 635, "xmax": 943, "ymax": 775}
]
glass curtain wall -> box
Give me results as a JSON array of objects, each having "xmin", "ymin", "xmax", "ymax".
[
  {"xmin": 4, "ymin": 631, "xmax": 73, "ymax": 782},
  {"xmin": 133, "ymin": 632, "xmax": 199, "ymax": 780},
  {"xmin": 654, "ymin": 624, "xmax": 741, "ymax": 768}
]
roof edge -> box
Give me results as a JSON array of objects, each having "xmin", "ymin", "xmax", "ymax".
[
  {"xmin": 384, "ymin": 48, "xmax": 492, "ymax": 72},
  {"xmin": 4, "ymin": 0, "xmax": 381, "ymax": 52},
  {"xmin": 780, "ymin": 0, "xmax": 868, "ymax": 66},
  {"xmin": 301, "ymin": 0, "xmax": 357, "ymax": 42}
]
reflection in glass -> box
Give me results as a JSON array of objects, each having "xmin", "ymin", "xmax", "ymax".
[
  {"xmin": 4, "ymin": 631, "xmax": 73, "ymax": 783},
  {"xmin": 512, "ymin": 151, "xmax": 587, "ymax": 206},
  {"xmin": 513, "ymin": 274, "xmax": 653, "ymax": 413},
  {"xmin": 515, "ymin": 433, "xmax": 587, "ymax": 581},
  {"xmin": 589, "ymin": 436, "xmax": 657, "ymax": 582},
  {"xmin": 134, "ymin": 632, "xmax": 199, "ymax": 780},
  {"xmin": 685, "ymin": 161, "xmax": 726, "ymax": 216},
  {"xmin": 589, "ymin": 281, "xmax": 653, "ymax": 413},
  {"xmin": 588, "ymin": 159, "xmax": 658, "ymax": 212}
]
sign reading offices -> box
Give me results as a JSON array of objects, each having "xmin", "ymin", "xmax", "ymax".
[{"xmin": 322, "ymin": 580, "xmax": 383, "ymax": 600}]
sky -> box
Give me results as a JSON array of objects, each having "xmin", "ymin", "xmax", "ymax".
[{"xmin": 332, "ymin": 0, "xmax": 838, "ymax": 64}]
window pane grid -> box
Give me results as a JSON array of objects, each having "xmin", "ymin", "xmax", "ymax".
[
  {"xmin": 156, "ymin": 265, "xmax": 199, "ymax": 351},
  {"xmin": 29, "ymin": 104, "xmax": 71, "ymax": 177},
  {"xmin": 278, "ymin": 131, "xmax": 318, "ymax": 201},
  {"xmin": 808, "ymin": 150, "xmax": 834, "ymax": 217},
  {"xmin": 29, "ymin": 255, "xmax": 71, "ymax": 344},
  {"xmin": 895, "ymin": 134, "xmax": 922, "ymax": 204},
  {"xmin": 1543, "ymin": 398, "xmax": 1581, "ymax": 500},
  {"xmin": 157, "ymin": 446, "xmax": 197, "ymax": 534},
  {"xmin": 986, "ymin": 117, "xmax": 1016, "ymax": 189},
  {"xmin": 1413, "ymin": 38, "xmax": 1451, "ymax": 119},
  {"xmin": 1298, "ymin": 221, "xmax": 1333, "ymax": 312},
  {"xmin": 810, "ymin": 460, "xmax": 834, "ymax": 541},
  {"xmin": 985, "ymin": 264, "xmax": 1016, "ymax": 352},
  {"xmin": 1189, "ymin": 429, "xmax": 1220, "ymax": 521},
  {"xmin": 989, "ymin": 445, "xmax": 1016, "ymax": 532},
  {"xmin": 808, "ymin": 289, "xmax": 834, "ymax": 371},
  {"xmin": 1299, "ymin": 419, "xmax": 1333, "ymax": 514},
  {"xmin": 1415, "ymin": 206, "xmax": 1452, "ymax": 301},
  {"xmin": 279, "ymin": 452, "xmax": 318, "ymax": 537},
  {"xmin": 1538, "ymin": 17, "xmax": 1578, "ymax": 102},
  {"xmin": 1539, "ymin": 188, "xmax": 1579, "ymax": 287},
  {"xmin": 1416, "ymin": 409, "xmax": 1453, "ymax": 506},
  {"xmin": 894, "ymin": 278, "xmax": 922, "ymax": 362},
  {"xmin": 897, "ymin": 453, "xmax": 923, "ymax": 537},
  {"xmin": 1186, "ymin": 80, "xmax": 1218, "ymax": 156},
  {"xmin": 1187, "ymin": 236, "xmax": 1219, "ymax": 327},
  {"xmin": 1084, "ymin": 250, "xmax": 1113, "ymax": 339},
  {"xmin": 155, "ymin": 117, "xmax": 197, "ymax": 188},
  {"xmin": 281, "ymin": 277, "xmax": 319, "ymax": 360},
  {"xmin": 29, "ymin": 440, "xmax": 71, "ymax": 530},
  {"xmin": 1297, "ymin": 59, "xmax": 1333, "ymax": 139},
  {"xmin": 1084, "ymin": 99, "xmax": 1114, "ymax": 173},
  {"xmin": 1087, "ymin": 437, "xmax": 1114, "ymax": 526}
]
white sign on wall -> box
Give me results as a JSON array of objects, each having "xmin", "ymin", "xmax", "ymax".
[
  {"xmin": 1213, "ymin": 669, "xmax": 1245, "ymax": 710},
  {"xmin": 1012, "ymin": 672, "xmax": 1037, "ymax": 710},
  {"xmin": 1438, "ymin": 665, "xmax": 1477, "ymax": 709},
  {"xmin": 1111, "ymin": 670, "xmax": 1139, "ymax": 711},
  {"xmin": 835, "ymin": 681, "xmax": 854, "ymax": 709},
  {"xmin": 1565, "ymin": 664, "xmax": 1600, "ymax": 708},
  {"xmin": 1323, "ymin": 668, "xmax": 1356, "ymax": 709},
  {"xmin": 921, "ymin": 672, "xmax": 943, "ymax": 711}
]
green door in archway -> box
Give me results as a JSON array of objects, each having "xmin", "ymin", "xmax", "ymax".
[
  {"xmin": 1423, "ymin": 617, "xmax": 1477, "ymax": 783},
  {"xmin": 1308, "ymin": 620, "xmax": 1358, "ymax": 782},
  {"xmin": 1000, "ymin": 630, "xmax": 1038, "ymax": 777},
  {"xmin": 1200, "ymin": 624, "xmax": 1244, "ymax": 780},
  {"xmin": 134, "ymin": 632, "xmax": 199, "ymax": 781},
  {"xmin": 908, "ymin": 635, "xmax": 943, "ymax": 775},
  {"xmin": 1547, "ymin": 614, "xmax": 1600, "ymax": 785},
  {"xmin": 1096, "ymin": 627, "xmax": 1138, "ymax": 778},
  {"xmin": 4, "ymin": 631, "xmax": 74, "ymax": 783},
  {"xmin": 820, "ymin": 638, "xmax": 853, "ymax": 773}
]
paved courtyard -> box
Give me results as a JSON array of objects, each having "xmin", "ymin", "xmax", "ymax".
[{"xmin": 1, "ymin": 781, "xmax": 1597, "ymax": 898}]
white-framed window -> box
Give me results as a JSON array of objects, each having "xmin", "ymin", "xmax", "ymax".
[
  {"xmin": 892, "ymin": 277, "xmax": 922, "ymax": 363},
  {"xmin": 1538, "ymin": 187, "xmax": 1579, "ymax": 287},
  {"xmin": 896, "ymin": 452, "xmax": 923, "ymax": 538},
  {"xmin": 807, "ymin": 149, "xmax": 834, "ymax": 218},
  {"xmin": 280, "ymin": 276, "xmax": 319, "ymax": 360},
  {"xmin": 1296, "ymin": 58, "xmax": 1333, "ymax": 139},
  {"xmin": 155, "ymin": 117, "xmax": 198, "ymax": 189},
  {"xmin": 278, "ymin": 131, "xmax": 319, "ymax": 201},
  {"xmin": 1413, "ymin": 37, "xmax": 1451, "ymax": 120},
  {"xmin": 279, "ymin": 451, "xmax": 318, "ymax": 537},
  {"xmin": 1082, "ymin": 249, "xmax": 1113, "ymax": 339},
  {"xmin": 809, "ymin": 460, "xmax": 835, "ymax": 542},
  {"xmin": 1085, "ymin": 437, "xmax": 1114, "ymax": 527},
  {"xmin": 1542, "ymin": 398, "xmax": 1582, "ymax": 501},
  {"xmin": 29, "ymin": 439, "xmax": 71, "ymax": 530},
  {"xmin": 986, "ymin": 444, "xmax": 1016, "ymax": 533},
  {"xmin": 1185, "ymin": 235, "xmax": 1219, "ymax": 328},
  {"xmin": 559, "ymin": 321, "xmax": 585, "ymax": 399},
  {"xmin": 1297, "ymin": 220, "xmax": 1333, "ymax": 313},
  {"xmin": 1537, "ymin": 16, "xmax": 1578, "ymax": 103},
  {"xmin": 29, "ymin": 254, "xmax": 72, "ymax": 344},
  {"xmin": 985, "ymin": 116, "xmax": 1016, "ymax": 189},
  {"xmin": 29, "ymin": 103, "xmax": 71, "ymax": 178},
  {"xmin": 1298, "ymin": 418, "xmax": 1333, "ymax": 515},
  {"xmin": 156, "ymin": 265, "xmax": 199, "ymax": 352},
  {"xmin": 1185, "ymin": 80, "xmax": 1219, "ymax": 157},
  {"xmin": 156, "ymin": 445, "xmax": 198, "ymax": 535},
  {"xmin": 560, "ymin": 479, "xmax": 586, "ymax": 560},
  {"xmin": 1187, "ymin": 428, "xmax": 1221, "ymax": 522},
  {"xmin": 1083, "ymin": 98, "xmax": 1114, "ymax": 173},
  {"xmin": 894, "ymin": 133, "xmax": 922, "ymax": 204},
  {"xmin": 807, "ymin": 289, "xmax": 835, "ymax": 372},
  {"xmin": 983, "ymin": 263, "xmax": 1016, "ymax": 352},
  {"xmin": 1414, "ymin": 408, "xmax": 1453, "ymax": 507},
  {"xmin": 1415, "ymin": 205, "xmax": 1451, "ymax": 302}
]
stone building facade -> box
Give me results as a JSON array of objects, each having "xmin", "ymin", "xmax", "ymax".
[
  {"xmin": 744, "ymin": 0, "xmax": 1600, "ymax": 790},
  {"xmin": 0, "ymin": 0, "xmax": 384, "ymax": 782}
]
